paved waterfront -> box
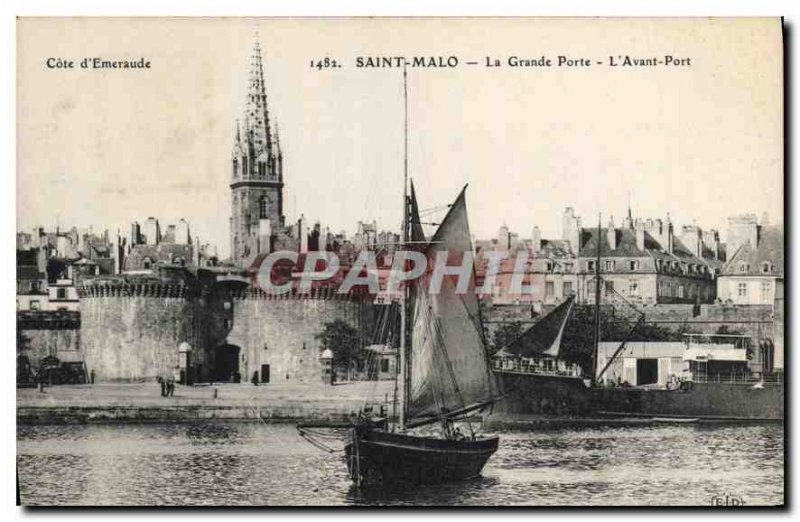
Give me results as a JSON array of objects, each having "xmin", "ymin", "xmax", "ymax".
[{"xmin": 17, "ymin": 381, "xmax": 397, "ymax": 423}]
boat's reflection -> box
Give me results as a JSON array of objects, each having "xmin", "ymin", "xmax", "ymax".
[{"xmin": 345, "ymin": 475, "xmax": 500, "ymax": 506}]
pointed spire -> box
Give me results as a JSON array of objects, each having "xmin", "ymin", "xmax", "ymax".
[
  {"xmin": 274, "ymin": 123, "xmax": 282, "ymax": 157},
  {"xmin": 242, "ymin": 31, "xmax": 273, "ymax": 158}
]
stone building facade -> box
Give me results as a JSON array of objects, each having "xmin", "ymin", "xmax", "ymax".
[
  {"xmin": 716, "ymin": 214, "xmax": 784, "ymax": 305},
  {"xmin": 568, "ymin": 209, "xmax": 722, "ymax": 305}
]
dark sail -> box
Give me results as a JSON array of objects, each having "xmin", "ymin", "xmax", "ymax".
[
  {"xmin": 498, "ymin": 296, "xmax": 575, "ymax": 358},
  {"xmin": 407, "ymin": 186, "xmax": 498, "ymax": 422}
]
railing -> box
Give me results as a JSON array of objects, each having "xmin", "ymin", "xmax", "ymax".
[
  {"xmin": 690, "ymin": 372, "xmax": 784, "ymax": 385},
  {"xmin": 492, "ymin": 358, "xmax": 583, "ymax": 378}
]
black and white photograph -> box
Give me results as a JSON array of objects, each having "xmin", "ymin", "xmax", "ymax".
[{"xmin": 14, "ymin": 16, "xmax": 785, "ymax": 507}]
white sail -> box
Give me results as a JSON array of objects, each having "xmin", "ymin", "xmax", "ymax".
[{"xmin": 407, "ymin": 186, "xmax": 498, "ymax": 422}]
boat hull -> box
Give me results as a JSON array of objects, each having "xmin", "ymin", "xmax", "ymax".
[
  {"xmin": 492, "ymin": 371, "xmax": 784, "ymax": 421},
  {"xmin": 345, "ymin": 428, "xmax": 499, "ymax": 487}
]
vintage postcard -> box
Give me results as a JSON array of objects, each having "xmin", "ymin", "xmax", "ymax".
[{"xmin": 16, "ymin": 17, "xmax": 784, "ymax": 506}]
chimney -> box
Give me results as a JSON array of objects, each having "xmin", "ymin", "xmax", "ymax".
[
  {"xmin": 531, "ymin": 226, "xmax": 542, "ymax": 252},
  {"xmin": 726, "ymin": 214, "xmax": 759, "ymax": 258},
  {"xmin": 299, "ymin": 214, "xmax": 309, "ymax": 253},
  {"xmin": 562, "ymin": 207, "xmax": 582, "ymax": 254},
  {"xmin": 703, "ymin": 229, "xmax": 720, "ymax": 260},
  {"xmin": 606, "ymin": 216, "xmax": 617, "ymax": 251},
  {"xmin": 667, "ymin": 220, "xmax": 674, "ymax": 254},
  {"xmin": 635, "ymin": 219, "xmax": 646, "ymax": 251},
  {"xmin": 680, "ymin": 225, "xmax": 703, "ymax": 258}
]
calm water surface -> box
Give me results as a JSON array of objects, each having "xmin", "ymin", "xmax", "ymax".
[{"xmin": 17, "ymin": 422, "xmax": 783, "ymax": 506}]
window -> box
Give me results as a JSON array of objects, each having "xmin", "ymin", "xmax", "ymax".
[
  {"xmin": 242, "ymin": 156, "xmax": 248, "ymax": 175},
  {"xmin": 30, "ymin": 300, "xmax": 40, "ymax": 311},
  {"xmin": 738, "ymin": 282, "xmax": 748, "ymax": 298},
  {"xmin": 143, "ymin": 258, "xmax": 152, "ymax": 270},
  {"xmin": 259, "ymin": 197, "xmax": 269, "ymax": 219},
  {"xmin": 381, "ymin": 359, "xmax": 390, "ymax": 373},
  {"xmin": 761, "ymin": 281, "xmax": 771, "ymax": 302},
  {"xmin": 605, "ymin": 260, "xmax": 615, "ymax": 271},
  {"xmin": 587, "ymin": 261, "xmax": 595, "ymax": 272},
  {"xmin": 258, "ymin": 161, "xmax": 267, "ymax": 178},
  {"xmin": 605, "ymin": 280, "xmax": 615, "ymax": 293},
  {"xmin": 762, "ymin": 262, "xmax": 772, "ymax": 274},
  {"xmin": 56, "ymin": 288, "xmax": 66, "ymax": 299},
  {"xmin": 31, "ymin": 280, "xmax": 41, "ymax": 292},
  {"xmin": 629, "ymin": 260, "xmax": 639, "ymax": 271},
  {"xmin": 739, "ymin": 263, "xmax": 749, "ymax": 273},
  {"xmin": 629, "ymin": 280, "xmax": 639, "ymax": 296},
  {"xmin": 223, "ymin": 301, "xmax": 232, "ymax": 311},
  {"xmin": 233, "ymin": 158, "xmax": 238, "ymax": 178},
  {"xmin": 563, "ymin": 281, "xmax": 573, "ymax": 295},
  {"xmin": 545, "ymin": 281, "xmax": 555, "ymax": 298},
  {"xmin": 677, "ymin": 285, "xmax": 684, "ymax": 299}
]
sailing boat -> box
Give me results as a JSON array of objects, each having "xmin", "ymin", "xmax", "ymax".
[
  {"xmin": 344, "ymin": 182, "xmax": 502, "ymax": 487},
  {"xmin": 299, "ymin": 67, "xmax": 501, "ymax": 487}
]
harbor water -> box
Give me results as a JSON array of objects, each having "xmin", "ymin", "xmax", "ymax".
[{"xmin": 17, "ymin": 422, "xmax": 783, "ymax": 506}]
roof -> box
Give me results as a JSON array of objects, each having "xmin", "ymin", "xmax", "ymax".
[
  {"xmin": 579, "ymin": 227, "xmax": 712, "ymax": 269},
  {"xmin": 536, "ymin": 239, "xmax": 572, "ymax": 258},
  {"xmin": 125, "ymin": 244, "xmax": 193, "ymax": 268},
  {"xmin": 578, "ymin": 227, "xmax": 660, "ymax": 258},
  {"xmin": 721, "ymin": 225, "xmax": 784, "ymax": 276}
]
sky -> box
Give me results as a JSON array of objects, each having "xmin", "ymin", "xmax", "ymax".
[{"xmin": 17, "ymin": 17, "xmax": 783, "ymax": 258}]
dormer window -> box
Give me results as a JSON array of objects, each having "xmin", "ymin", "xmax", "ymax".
[
  {"xmin": 143, "ymin": 257, "xmax": 153, "ymax": 270},
  {"xmin": 762, "ymin": 262, "xmax": 772, "ymax": 274}
]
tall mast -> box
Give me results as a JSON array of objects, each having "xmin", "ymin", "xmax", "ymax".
[
  {"xmin": 398, "ymin": 65, "xmax": 409, "ymax": 430},
  {"xmin": 591, "ymin": 213, "xmax": 602, "ymax": 387}
]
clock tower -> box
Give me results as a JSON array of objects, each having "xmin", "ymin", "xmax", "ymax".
[{"xmin": 230, "ymin": 37, "xmax": 284, "ymax": 267}]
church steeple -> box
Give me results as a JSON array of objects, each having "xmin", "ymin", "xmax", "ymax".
[
  {"xmin": 243, "ymin": 36, "xmax": 273, "ymax": 160},
  {"xmin": 230, "ymin": 33, "xmax": 285, "ymax": 266}
]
